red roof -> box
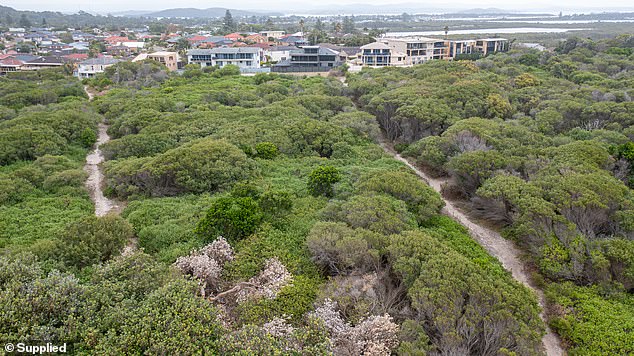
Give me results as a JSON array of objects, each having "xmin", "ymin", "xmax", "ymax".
[
  {"xmin": 188, "ymin": 35, "xmax": 208, "ymax": 42},
  {"xmin": 250, "ymin": 42, "xmax": 275, "ymax": 49},
  {"xmin": 231, "ymin": 42, "xmax": 248, "ymax": 47},
  {"xmin": 224, "ymin": 33, "xmax": 244, "ymax": 40},
  {"xmin": 0, "ymin": 54, "xmax": 13, "ymax": 60},
  {"xmin": 62, "ymin": 53, "xmax": 89, "ymax": 61},
  {"xmin": 104, "ymin": 36, "xmax": 130, "ymax": 44},
  {"xmin": 0, "ymin": 58, "xmax": 23, "ymax": 66}
]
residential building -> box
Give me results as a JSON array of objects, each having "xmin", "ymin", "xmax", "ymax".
[
  {"xmin": 448, "ymin": 40, "xmax": 476, "ymax": 58},
  {"xmin": 77, "ymin": 57, "xmax": 120, "ymax": 78},
  {"xmin": 265, "ymin": 45, "xmax": 296, "ymax": 63},
  {"xmin": 360, "ymin": 42, "xmax": 406, "ymax": 66},
  {"xmin": 260, "ymin": 30, "xmax": 285, "ymax": 40},
  {"xmin": 474, "ymin": 38, "xmax": 509, "ymax": 56},
  {"xmin": 0, "ymin": 58, "xmax": 23, "ymax": 74},
  {"xmin": 187, "ymin": 47, "xmax": 262, "ymax": 69},
  {"xmin": 134, "ymin": 51, "xmax": 179, "ymax": 71},
  {"xmin": 361, "ymin": 36, "xmax": 509, "ymax": 67},
  {"xmin": 21, "ymin": 56, "xmax": 64, "ymax": 70},
  {"xmin": 272, "ymin": 46, "xmax": 342, "ymax": 72}
]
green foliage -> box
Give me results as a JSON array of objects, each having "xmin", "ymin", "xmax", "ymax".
[
  {"xmin": 57, "ymin": 215, "xmax": 134, "ymax": 270},
  {"xmin": 196, "ymin": 196, "xmax": 263, "ymax": 242},
  {"xmin": 547, "ymin": 282, "xmax": 634, "ymax": 355},
  {"xmin": 307, "ymin": 165, "xmax": 341, "ymax": 197},
  {"xmin": 255, "ymin": 141, "xmax": 279, "ymax": 159},
  {"xmin": 356, "ymin": 170, "xmax": 444, "ymax": 223},
  {"xmin": 105, "ymin": 138, "xmax": 258, "ymax": 198}
]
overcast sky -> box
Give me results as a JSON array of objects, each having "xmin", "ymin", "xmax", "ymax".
[{"xmin": 2, "ymin": 0, "xmax": 633, "ymax": 14}]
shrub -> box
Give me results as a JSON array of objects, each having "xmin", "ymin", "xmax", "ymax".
[
  {"xmin": 308, "ymin": 166, "xmax": 341, "ymax": 197},
  {"xmin": 57, "ymin": 215, "xmax": 134, "ymax": 270},
  {"xmin": 255, "ymin": 142, "xmax": 279, "ymax": 159},
  {"xmin": 196, "ymin": 196, "xmax": 263, "ymax": 242}
]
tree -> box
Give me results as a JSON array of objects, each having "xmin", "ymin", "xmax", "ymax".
[
  {"xmin": 223, "ymin": 10, "xmax": 236, "ymax": 33},
  {"xmin": 343, "ymin": 16, "xmax": 355, "ymax": 34},
  {"xmin": 307, "ymin": 166, "xmax": 341, "ymax": 197},
  {"xmin": 19, "ymin": 14, "xmax": 31, "ymax": 28}
]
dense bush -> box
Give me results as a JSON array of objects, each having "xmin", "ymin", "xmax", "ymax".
[
  {"xmin": 105, "ymin": 138, "xmax": 258, "ymax": 197},
  {"xmin": 307, "ymin": 165, "xmax": 341, "ymax": 197}
]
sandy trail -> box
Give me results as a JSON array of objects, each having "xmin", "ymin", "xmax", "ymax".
[
  {"xmin": 82, "ymin": 86, "xmax": 134, "ymax": 251},
  {"xmin": 380, "ymin": 141, "xmax": 564, "ymax": 356}
]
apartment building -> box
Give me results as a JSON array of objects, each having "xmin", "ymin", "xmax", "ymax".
[
  {"xmin": 361, "ymin": 37, "xmax": 508, "ymax": 67},
  {"xmin": 186, "ymin": 47, "xmax": 262, "ymax": 69},
  {"xmin": 475, "ymin": 38, "xmax": 509, "ymax": 56}
]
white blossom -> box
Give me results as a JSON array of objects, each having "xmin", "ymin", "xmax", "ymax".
[{"xmin": 236, "ymin": 257, "xmax": 293, "ymax": 303}]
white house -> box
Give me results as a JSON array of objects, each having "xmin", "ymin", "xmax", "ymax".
[
  {"xmin": 77, "ymin": 57, "xmax": 120, "ymax": 78},
  {"xmin": 264, "ymin": 46, "xmax": 296, "ymax": 63},
  {"xmin": 187, "ymin": 47, "xmax": 262, "ymax": 69}
]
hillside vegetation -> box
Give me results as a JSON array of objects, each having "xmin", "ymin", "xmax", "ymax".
[
  {"xmin": 0, "ymin": 65, "xmax": 546, "ymax": 354},
  {"xmin": 351, "ymin": 35, "xmax": 634, "ymax": 354}
]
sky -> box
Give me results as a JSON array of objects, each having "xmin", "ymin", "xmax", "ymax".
[{"xmin": 2, "ymin": 0, "xmax": 633, "ymax": 14}]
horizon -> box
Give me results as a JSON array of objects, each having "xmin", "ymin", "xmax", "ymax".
[{"xmin": 2, "ymin": 1, "xmax": 634, "ymax": 16}]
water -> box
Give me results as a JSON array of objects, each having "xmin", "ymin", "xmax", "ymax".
[{"xmin": 385, "ymin": 27, "xmax": 588, "ymax": 37}]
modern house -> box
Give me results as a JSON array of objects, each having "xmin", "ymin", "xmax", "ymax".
[
  {"xmin": 265, "ymin": 45, "xmax": 296, "ymax": 62},
  {"xmin": 77, "ymin": 57, "xmax": 120, "ymax": 78},
  {"xmin": 360, "ymin": 42, "xmax": 406, "ymax": 66},
  {"xmin": 186, "ymin": 47, "xmax": 262, "ymax": 70},
  {"xmin": 272, "ymin": 46, "xmax": 342, "ymax": 72}
]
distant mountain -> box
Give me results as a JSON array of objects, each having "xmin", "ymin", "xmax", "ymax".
[
  {"xmin": 128, "ymin": 7, "xmax": 283, "ymax": 18},
  {"xmin": 300, "ymin": 3, "xmax": 456, "ymax": 15},
  {"xmin": 454, "ymin": 8, "xmax": 520, "ymax": 15}
]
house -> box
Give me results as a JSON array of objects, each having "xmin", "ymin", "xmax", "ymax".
[
  {"xmin": 265, "ymin": 46, "xmax": 295, "ymax": 62},
  {"xmin": 187, "ymin": 47, "xmax": 262, "ymax": 70},
  {"xmin": 272, "ymin": 46, "xmax": 342, "ymax": 72},
  {"xmin": 104, "ymin": 36, "xmax": 130, "ymax": 46},
  {"xmin": 21, "ymin": 56, "xmax": 64, "ymax": 70},
  {"xmin": 61, "ymin": 53, "xmax": 89, "ymax": 63},
  {"xmin": 245, "ymin": 34, "xmax": 267, "ymax": 44},
  {"xmin": 224, "ymin": 33, "xmax": 245, "ymax": 41},
  {"xmin": 0, "ymin": 58, "xmax": 24, "ymax": 74},
  {"xmin": 260, "ymin": 31, "xmax": 285, "ymax": 40},
  {"xmin": 133, "ymin": 51, "xmax": 179, "ymax": 71},
  {"xmin": 77, "ymin": 57, "xmax": 120, "ymax": 78},
  {"xmin": 360, "ymin": 42, "xmax": 406, "ymax": 67},
  {"xmin": 121, "ymin": 42, "xmax": 145, "ymax": 50},
  {"xmin": 279, "ymin": 35, "xmax": 308, "ymax": 46}
]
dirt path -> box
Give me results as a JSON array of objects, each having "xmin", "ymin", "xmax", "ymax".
[
  {"xmin": 82, "ymin": 86, "xmax": 135, "ymax": 251},
  {"xmin": 380, "ymin": 141, "xmax": 564, "ymax": 356}
]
